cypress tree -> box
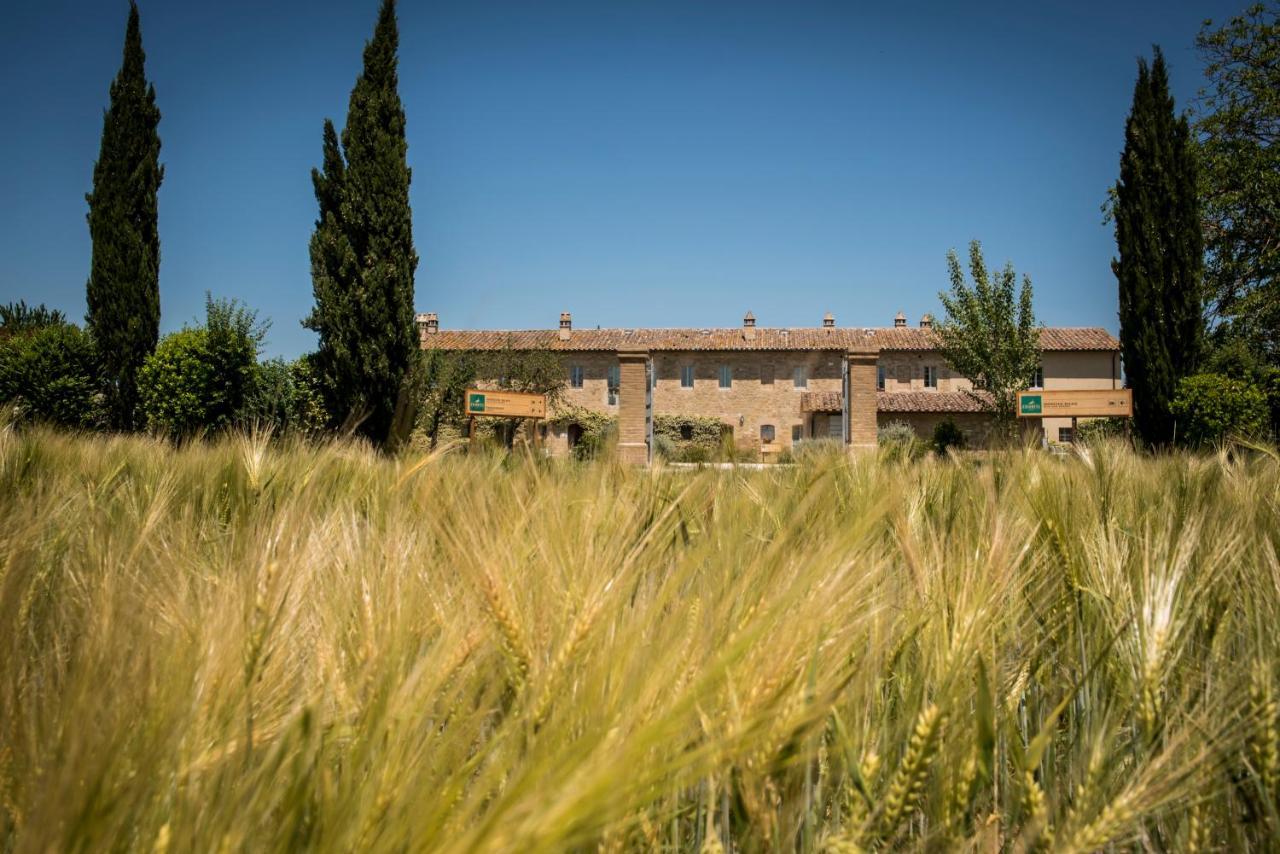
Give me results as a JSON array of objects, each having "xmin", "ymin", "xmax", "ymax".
[
  {"xmin": 85, "ymin": 1, "xmax": 163, "ymax": 430},
  {"xmin": 305, "ymin": 0, "xmax": 418, "ymax": 446},
  {"xmin": 1112, "ymin": 47, "xmax": 1204, "ymax": 447}
]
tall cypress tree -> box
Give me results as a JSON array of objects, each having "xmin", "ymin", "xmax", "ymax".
[
  {"xmin": 1112, "ymin": 47, "xmax": 1204, "ymax": 447},
  {"xmin": 305, "ymin": 0, "xmax": 418, "ymax": 446},
  {"xmin": 85, "ymin": 1, "xmax": 163, "ymax": 430}
]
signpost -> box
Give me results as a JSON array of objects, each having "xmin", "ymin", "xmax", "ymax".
[
  {"xmin": 465, "ymin": 389, "xmax": 549, "ymax": 452},
  {"xmin": 1017, "ymin": 389, "xmax": 1133, "ymax": 443},
  {"xmin": 1017, "ymin": 389, "xmax": 1133, "ymax": 419}
]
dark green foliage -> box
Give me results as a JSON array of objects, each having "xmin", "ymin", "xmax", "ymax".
[
  {"xmin": 0, "ymin": 302, "xmax": 67, "ymax": 338},
  {"xmin": 304, "ymin": 0, "xmax": 417, "ymax": 447},
  {"xmin": 0, "ymin": 323, "xmax": 103, "ymax": 429},
  {"xmin": 85, "ymin": 2, "xmax": 163, "ymax": 430},
  {"xmin": 931, "ymin": 419, "xmax": 966, "ymax": 456},
  {"xmin": 1195, "ymin": 5, "xmax": 1280, "ymax": 364},
  {"xmin": 1171, "ymin": 373, "xmax": 1268, "ymax": 446},
  {"xmin": 137, "ymin": 298, "xmax": 263, "ymax": 438},
  {"xmin": 1112, "ymin": 47, "xmax": 1204, "ymax": 448},
  {"xmin": 239, "ymin": 357, "xmax": 328, "ymax": 436},
  {"xmin": 934, "ymin": 241, "xmax": 1041, "ymax": 436}
]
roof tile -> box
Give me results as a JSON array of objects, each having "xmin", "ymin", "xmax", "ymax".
[{"xmin": 422, "ymin": 326, "xmax": 1118, "ymax": 353}]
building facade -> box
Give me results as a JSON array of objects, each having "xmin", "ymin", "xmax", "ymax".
[{"xmin": 419, "ymin": 311, "xmax": 1121, "ymax": 459}]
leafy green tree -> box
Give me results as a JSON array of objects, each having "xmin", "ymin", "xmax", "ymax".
[
  {"xmin": 1195, "ymin": 4, "xmax": 1280, "ymax": 364},
  {"xmin": 1171, "ymin": 373, "xmax": 1268, "ymax": 446},
  {"xmin": 1112, "ymin": 47, "xmax": 1205, "ymax": 448},
  {"xmin": 934, "ymin": 240, "xmax": 1041, "ymax": 437},
  {"xmin": 304, "ymin": 0, "xmax": 417, "ymax": 447},
  {"xmin": 85, "ymin": 1, "xmax": 163, "ymax": 430},
  {"xmin": 0, "ymin": 322, "xmax": 103, "ymax": 429},
  {"xmin": 136, "ymin": 298, "xmax": 263, "ymax": 438}
]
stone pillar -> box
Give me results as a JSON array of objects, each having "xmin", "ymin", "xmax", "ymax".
[
  {"xmin": 617, "ymin": 348, "xmax": 650, "ymax": 465},
  {"xmin": 846, "ymin": 348, "xmax": 879, "ymax": 449}
]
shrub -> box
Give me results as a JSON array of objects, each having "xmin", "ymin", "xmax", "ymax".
[
  {"xmin": 931, "ymin": 419, "xmax": 966, "ymax": 455},
  {"xmin": 1171, "ymin": 373, "xmax": 1268, "ymax": 447},
  {"xmin": 878, "ymin": 420, "xmax": 926, "ymax": 461},
  {"xmin": 1076, "ymin": 417, "xmax": 1130, "ymax": 445},
  {"xmin": 0, "ymin": 301, "xmax": 67, "ymax": 338},
  {"xmin": 550, "ymin": 406, "xmax": 616, "ymax": 461},
  {"xmin": 239, "ymin": 357, "xmax": 328, "ymax": 436},
  {"xmin": 137, "ymin": 328, "xmax": 216, "ymax": 438},
  {"xmin": 137, "ymin": 298, "xmax": 265, "ymax": 439},
  {"xmin": 0, "ymin": 322, "xmax": 102, "ymax": 429}
]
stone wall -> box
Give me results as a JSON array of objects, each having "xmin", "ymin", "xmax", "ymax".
[{"xmin": 491, "ymin": 347, "xmax": 1122, "ymax": 458}]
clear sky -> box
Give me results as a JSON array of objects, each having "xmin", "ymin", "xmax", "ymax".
[{"xmin": 0, "ymin": 0, "xmax": 1242, "ymax": 358}]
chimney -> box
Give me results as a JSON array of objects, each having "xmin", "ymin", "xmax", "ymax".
[
  {"xmin": 416, "ymin": 312, "xmax": 438, "ymax": 338},
  {"xmin": 559, "ymin": 311, "xmax": 572, "ymax": 341},
  {"xmin": 919, "ymin": 313, "xmax": 933, "ymax": 329},
  {"xmin": 823, "ymin": 312, "xmax": 835, "ymax": 328},
  {"xmin": 894, "ymin": 310, "xmax": 907, "ymax": 328},
  {"xmin": 743, "ymin": 311, "xmax": 756, "ymax": 340}
]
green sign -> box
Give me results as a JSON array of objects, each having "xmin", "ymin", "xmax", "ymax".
[
  {"xmin": 1020, "ymin": 394, "xmax": 1042, "ymax": 415},
  {"xmin": 468, "ymin": 392, "xmax": 486, "ymax": 413}
]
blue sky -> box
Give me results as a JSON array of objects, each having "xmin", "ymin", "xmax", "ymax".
[{"xmin": 0, "ymin": 0, "xmax": 1240, "ymax": 358}]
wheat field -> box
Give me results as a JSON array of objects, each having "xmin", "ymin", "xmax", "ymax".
[{"xmin": 1, "ymin": 426, "xmax": 1278, "ymax": 852}]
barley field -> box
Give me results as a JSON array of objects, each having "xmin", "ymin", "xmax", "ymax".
[{"xmin": 1, "ymin": 427, "xmax": 1278, "ymax": 852}]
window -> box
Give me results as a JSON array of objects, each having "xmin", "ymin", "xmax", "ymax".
[
  {"xmin": 1059, "ymin": 427, "xmax": 1075, "ymax": 444},
  {"xmin": 607, "ymin": 365, "xmax": 620, "ymax": 405},
  {"xmin": 681, "ymin": 365, "xmax": 695, "ymax": 388},
  {"xmin": 719, "ymin": 365, "xmax": 732, "ymax": 389},
  {"xmin": 760, "ymin": 424, "xmax": 776, "ymax": 443},
  {"xmin": 877, "ymin": 365, "xmax": 885, "ymax": 391},
  {"xmin": 792, "ymin": 425, "xmax": 803, "ymax": 442},
  {"xmin": 1030, "ymin": 365, "xmax": 1044, "ymax": 389},
  {"xmin": 761, "ymin": 363, "xmax": 774, "ymax": 384},
  {"xmin": 569, "ymin": 365, "xmax": 584, "ymax": 389},
  {"xmin": 793, "ymin": 366, "xmax": 808, "ymax": 388},
  {"xmin": 923, "ymin": 366, "xmax": 938, "ymax": 389},
  {"xmin": 651, "ymin": 364, "xmax": 658, "ymax": 390}
]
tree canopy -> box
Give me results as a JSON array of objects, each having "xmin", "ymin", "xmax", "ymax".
[
  {"xmin": 934, "ymin": 240, "xmax": 1041, "ymax": 436},
  {"xmin": 85, "ymin": 1, "xmax": 163, "ymax": 430}
]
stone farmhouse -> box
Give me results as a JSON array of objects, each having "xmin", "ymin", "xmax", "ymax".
[{"xmin": 417, "ymin": 311, "xmax": 1121, "ymax": 462}]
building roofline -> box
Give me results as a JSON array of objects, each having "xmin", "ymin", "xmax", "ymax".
[{"xmin": 418, "ymin": 325, "xmax": 1120, "ymax": 353}]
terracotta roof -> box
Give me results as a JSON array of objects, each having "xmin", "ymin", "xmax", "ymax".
[
  {"xmin": 422, "ymin": 326, "xmax": 1118, "ymax": 353},
  {"xmin": 877, "ymin": 391, "xmax": 992, "ymax": 413},
  {"xmin": 801, "ymin": 392, "xmax": 843, "ymax": 413},
  {"xmin": 800, "ymin": 390, "xmax": 994, "ymax": 414}
]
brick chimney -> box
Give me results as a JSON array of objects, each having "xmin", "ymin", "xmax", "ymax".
[
  {"xmin": 743, "ymin": 311, "xmax": 756, "ymax": 340},
  {"xmin": 559, "ymin": 311, "xmax": 572, "ymax": 341},
  {"xmin": 823, "ymin": 312, "xmax": 835, "ymax": 328},
  {"xmin": 416, "ymin": 312, "xmax": 438, "ymax": 339},
  {"xmin": 894, "ymin": 311, "xmax": 907, "ymax": 328},
  {"xmin": 919, "ymin": 313, "xmax": 933, "ymax": 329}
]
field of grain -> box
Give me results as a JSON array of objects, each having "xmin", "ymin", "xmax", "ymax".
[{"xmin": 1, "ymin": 426, "xmax": 1278, "ymax": 852}]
